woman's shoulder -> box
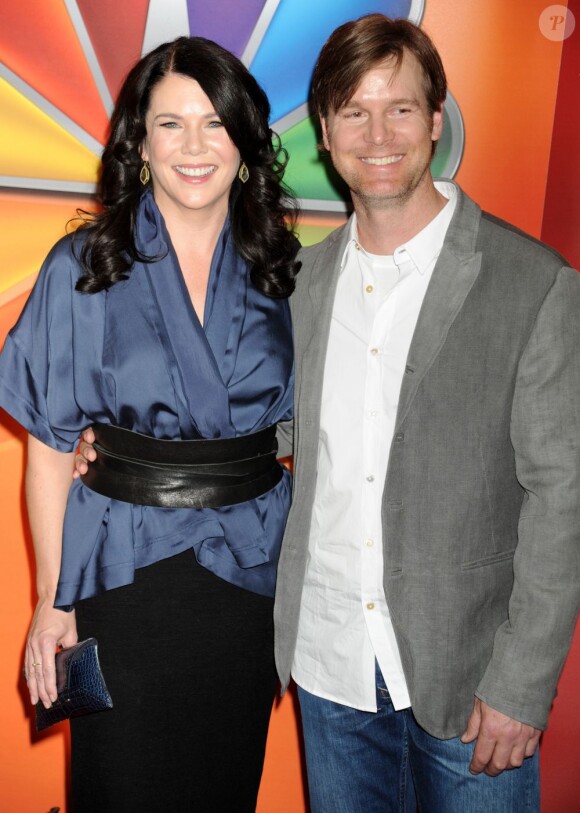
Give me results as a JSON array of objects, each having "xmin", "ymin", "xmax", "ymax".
[
  {"xmin": 24, "ymin": 228, "xmax": 96, "ymax": 308},
  {"xmin": 39, "ymin": 227, "xmax": 91, "ymax": 281},
  {"xmin": 45, "ymin": 225, "xmax": 88, "ymax": 260}
]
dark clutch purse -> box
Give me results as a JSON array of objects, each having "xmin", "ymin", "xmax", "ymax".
[{"xmin": 35, "ymin": 638, "xmax": 113, "ymax": 732}]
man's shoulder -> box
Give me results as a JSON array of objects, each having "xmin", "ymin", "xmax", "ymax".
[
  {"xmin": 289, "ymin": 224, "xmax": 349, "ymax": 314},
  {"xmin": 297, "ymin": 222, "xmax": 349, "ymax": 267},
  {"xmin": 478, "ymin": 210, "xmax": 569, "ymax": 270}
]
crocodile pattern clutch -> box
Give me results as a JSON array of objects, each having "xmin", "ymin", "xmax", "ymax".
[{"xmin": 35, "ymin": 638, "xmax": 113, "ymax": 731}]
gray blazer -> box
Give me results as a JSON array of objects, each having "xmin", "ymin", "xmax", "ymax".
[{"xmin": 274, "ymin": 183, "xmax": 580, "ymax": 739}]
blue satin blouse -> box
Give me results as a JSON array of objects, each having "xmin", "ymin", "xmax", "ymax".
[{"xmin": 0, "ymin": 191, "xmax": 294, "ymax": 606}]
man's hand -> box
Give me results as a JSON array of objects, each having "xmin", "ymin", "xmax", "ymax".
[
  {"xmin": 461, "ymin": 698, "xmax": 541, "ymax": 776},
  {"xmin": 72, "ymin": 426, "xmax": 97, "ymax": 479}
]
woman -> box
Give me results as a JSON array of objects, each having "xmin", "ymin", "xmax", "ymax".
[{"xmin": 0, "ymin": 37, "xmax": 299, "ymax": 812}]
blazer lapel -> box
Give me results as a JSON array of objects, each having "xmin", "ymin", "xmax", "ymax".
[
  {"xmin": 395, "ymin": 187, "xmax": 484, "ymax": 430},
  {"xmin": 294, "ymin": 224, "xmax": 350, "ymax": 424}
]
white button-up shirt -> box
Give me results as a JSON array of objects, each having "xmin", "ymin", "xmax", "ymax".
[{"xmin": 292, "ymin": 182, "xmax": 457, "ymax": 712}]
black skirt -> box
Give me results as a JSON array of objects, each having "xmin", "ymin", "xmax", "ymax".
[{"xmin": 71, "ymin": 549, "xmax": 277, "ymax": 813}]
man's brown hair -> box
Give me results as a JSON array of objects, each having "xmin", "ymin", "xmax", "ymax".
[{"xmin": 311, "ymin": 14, "xmax": 447, "ymax": 119}]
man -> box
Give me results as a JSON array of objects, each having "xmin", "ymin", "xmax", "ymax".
[{"xmin": 274, "ymin": 14, "xmax": 580, "ymax": 812}]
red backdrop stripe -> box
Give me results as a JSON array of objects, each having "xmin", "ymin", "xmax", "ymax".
[{"xmin": 541, "ymin": 0, "xmax": 580, "ymax": 268}]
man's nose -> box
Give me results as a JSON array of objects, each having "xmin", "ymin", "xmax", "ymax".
[{"xmin": 365, "ymin": 116, "xmax": 393, "ymax": 145}]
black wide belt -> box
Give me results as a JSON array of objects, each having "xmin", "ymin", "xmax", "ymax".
[{"xmin": 80, "ymin": 423, "xmax": 283, "ymax": 509}]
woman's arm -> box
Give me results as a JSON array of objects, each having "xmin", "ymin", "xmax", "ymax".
[{"xmin": 25, "ymin": 435, "xmax": 78, "ymax": 708}]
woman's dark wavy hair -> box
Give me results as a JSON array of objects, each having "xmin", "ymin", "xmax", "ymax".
[{"xmin": 76, "ymin": 37, "xmax": 300, "ymax": 298}]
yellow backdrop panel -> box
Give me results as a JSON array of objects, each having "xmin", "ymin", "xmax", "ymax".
[{"xmin": 0, "ymin": 79, "xmax": 99, "ymax": 182}]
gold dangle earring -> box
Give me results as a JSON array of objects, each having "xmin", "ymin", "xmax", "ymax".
[
  {"xmin": 238, "ymin": 161, "xmax": 249, "ymax": 183},
  {"xmin": 140, "ymin": 160, "xmax": 150, "ymax": 185}
]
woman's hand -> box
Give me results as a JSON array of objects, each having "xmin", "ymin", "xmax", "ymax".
[
  {"xmin": 72, "ymin": 426, "xmax": 97, "ymax": 479},
  {"xmin": 25, "ymin": 601, "xmax": 78, "ymax": 708}
]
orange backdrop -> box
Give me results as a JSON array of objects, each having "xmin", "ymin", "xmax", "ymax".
[{"xmin": 1, "ymin": 1, "xmax": 578, "ymax": 810}]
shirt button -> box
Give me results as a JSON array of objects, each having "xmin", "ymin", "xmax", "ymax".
[
  {"xmin": 366, "ymin": 475, "xmax": 375, "ymax": 482},
  {"xmin": 369, "ymin": 410, "xmax": 377, "ymax": 418},
  {"xmin": 365, "ymin": 284, "xmax": 374, "ymax": 293},
  {"xmin": 365, "ymin": 538, "xmax": 374, "ymax": 547},
  {"xmin": 370, "ymin": 348, "xmax": 379, "ymax": 356},
  {"xmin": 366, "ymin": 602, "xmax": 375, "ymax": 610},
  {"xmin": 355, "ymin": 242, "xmax": 361, "ymax": 251}
]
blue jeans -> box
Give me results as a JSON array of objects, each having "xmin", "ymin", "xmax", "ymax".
[{"xmin": 297, "ymin": 664, "xmax": 539, "ymax": 813}]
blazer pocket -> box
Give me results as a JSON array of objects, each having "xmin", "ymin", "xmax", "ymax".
[{"xmin": 460, "ymin": 548, "xmax": 516, "ymax": 571}]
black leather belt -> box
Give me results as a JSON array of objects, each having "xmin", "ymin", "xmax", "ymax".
[{"xmin": 80, "ymin": 423, "xmax": 282, "ymax": 509}]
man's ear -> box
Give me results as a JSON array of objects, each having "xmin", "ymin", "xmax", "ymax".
[
  {"xmin": 431, "ymin": 106, "xmax": 444, "ymax": 144},
  {"xmin": 320, "ymin": 117, "xmax": 331, "ymax": 151}
]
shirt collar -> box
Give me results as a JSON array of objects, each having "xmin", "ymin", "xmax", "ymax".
[
  {"xmin": 339, "ymin": 180, "xmax": 457, "ymax": 275},
  {"xmin": 339, "ymin": 217, "xmax": 361, "ymax": 273}
]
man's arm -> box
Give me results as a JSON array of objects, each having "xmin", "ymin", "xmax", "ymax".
[
  {"xmin": 464, "ymin": 265, "xmax": 580, "ymax": 774},
  {"xmin": 276, "ymin": 419, "xmax": 294, "ymax": 460},
  {"xmin": 72, "ymin": 426, "xmax": 96, "ymax": 478}
]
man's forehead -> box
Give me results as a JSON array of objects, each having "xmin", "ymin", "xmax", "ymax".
[{"xmin": 341, "ymin": 52, "xmax": 424, "ymax": 107}]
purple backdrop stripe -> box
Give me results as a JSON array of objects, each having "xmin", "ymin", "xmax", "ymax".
[{"xmin": 187, "ymin": 0, "xmax": 267, "ymax": 57}]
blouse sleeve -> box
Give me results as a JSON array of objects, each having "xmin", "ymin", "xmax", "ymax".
[{"xmin": 0, "ymin": 235, "xmax": 90, "ymax": 452}]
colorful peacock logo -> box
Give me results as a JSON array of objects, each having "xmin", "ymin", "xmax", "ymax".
[{"xmin": 0, "ymin": 0, "xmax": 463, "ymax": 317}]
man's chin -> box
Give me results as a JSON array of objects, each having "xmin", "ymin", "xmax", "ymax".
[{"xmin": 353, "ymin": 184, "xmax": 413, "ymax": 209}]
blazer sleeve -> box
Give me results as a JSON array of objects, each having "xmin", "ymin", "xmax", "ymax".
[
  {"xmin": 276, "ymin": 419, "xmax": 294, "ymax": 459},
  {"xmin": 475, "ymin": 265, "xmax": 580, "ymax": 729}
]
